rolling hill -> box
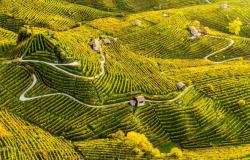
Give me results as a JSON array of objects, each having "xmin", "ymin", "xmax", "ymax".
[{"xmin": 0, "ymin": 0, "xmax": 250, "ymax": 159}]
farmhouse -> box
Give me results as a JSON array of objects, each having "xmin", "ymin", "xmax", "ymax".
[
  {"xmin": 176, "ymin": 82, "xmax": 186, "ymax": 90},
  {"xmin": 129, "ymin": 100, "xmax": 136, "ymax": 106},
  {"xmin": 136, "ymin": 96, "xmax": 146, "ymax": 106},
  {"xmin": 220, "ymin": 3, "xmax": 228, "ymax": 9},
  {"xmin": 89, "ymin": 38, "xmax": 101, "ymax": 52},
  {"xmin": 188, "ymin": 26, "xmax": 201, "ymax": 39},
  {"xmin": 103, "ymin": 38, "xmax": 111, "ymax": 45},
  {"xmin": 130, "ymin": 96, "xmax": 146, "ymax": 107},
  {"xmin": 132, "ymin": 19, "xmax": 142, "ymax": 26}
]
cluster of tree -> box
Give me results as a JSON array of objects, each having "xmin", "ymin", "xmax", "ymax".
[
  {"xmin": 17, "ymin": 25, "xmax": 33, "ymax": 43},
  {"xmin": 110, "ymin": 130, "xmax": 183, "ymax": 159},
  {"xmin": 54, "ymin": 44, "xmax": 67, "ymax": 63}
]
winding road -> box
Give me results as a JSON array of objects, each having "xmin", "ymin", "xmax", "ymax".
[
  {"xmin": 205, "ymin": 35, "xmax": 241, "ymax": 64},
  {"xmin": 18, "ymin": 35, "xmax": 239, "ymax": 107},
  {"xmin": 20, "ymin": 73, "xmax": 194, "ymax": 107},
  {"xmin": 20, "ymin": 54, "xmax": 106, "ymax": 79},
  {"xmin": 20, "ymin": 74, "xmax": 129, "ymax": 108}
]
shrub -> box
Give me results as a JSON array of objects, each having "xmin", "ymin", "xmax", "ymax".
[
  {"xmin": 190, "ymin": 20, "xmax": 201, "ymax": 28},
  {"xmin": 238, "ymin": 99, "xmax": 246, "ymax": 107},
  {"xmin": 125, "ymin": 131, "xmax": 164, "ymax": 158},
  {"xmin": 133, "ymin": 147, "xmax": 142, "ymax": 155},
  {"xmin": 168, "ymin": 147, "xmax": 183, "ymax": 159},
  {"xmin": 54, "ymin": 45, "xmax": 67, "ymax": 62},
  {"xmin": 200, "ymin": 26, "xmax": 210, "ymax": 35},
  {"xmin": 17, "ymin": 25, "xmax": 32, "ymax": 43},
  {"xmin": 110, "ymin": 130, "xmax": 125, "ymax": 140}
]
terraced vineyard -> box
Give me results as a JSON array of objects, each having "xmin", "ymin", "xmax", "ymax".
[{"xmin": 0, "ymin": 0, "xmax": 250, "ymax": 159}]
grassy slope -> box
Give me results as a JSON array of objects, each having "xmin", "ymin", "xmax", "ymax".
[
  {"xmin": 0, "ymin": 0, "xmax": 116, "ymax": 31},
  {"xmin": 63, "ymin": 0, "xmax": 219, "ymax": 12},
  {"xmin": 0, "ymin": 110, "xmax": 79, "ymax": 159}
]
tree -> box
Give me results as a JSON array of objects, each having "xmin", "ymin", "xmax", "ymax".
[
  {"xmin": 228, "ymin": 18, "xmax": 242, "ymax": 35},
  {"xmin": 132, "ymin": 147, "xmax": 142, "ymax": 155},
  {"xmin": 110, "ymin": 131, "xmax": 165, "ymax": 158},
  {"xmin": 238, "ymin": 99, "xmax": 246, "ymax": 107},
  {"xmin": 125, "ymin": 131, "xmax": 163, "ymax": 158},
  {"xmin": 17, "ymin": 25, "xmax": 32, "ymax": 43},
  {"xmin": 110, "ymin": 130, "xmax": 125, "ymax": 139},
  {"xmin": 190, "ymin": 20, "xmax": 201, "ymax": 28},
  {"xmin": 200, "ymin": 26, "xmax": 210, "ymax": 35},
  {"xmin": 168, "ymin": 147, "xmax": 183, "ymax": 159},
  {"xmin": 54, "ymin": 45, "xmax": 67, "ymax": 63}
]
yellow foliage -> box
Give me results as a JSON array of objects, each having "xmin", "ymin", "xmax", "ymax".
[
  {"xmin": 110, "ymin": 130, "xmax": 125, "ymax": 139},
  {"xmin": 190, "ymin": 20, "xmax": 201, "ymax": 28},
  {"xmin": 133, "ymin": 147, "xmax": 142, "ymax": 155},
  {"xmin": 238, "ymin": 99, "xmax": 246, "ymax": 106},
  {"xmin": 228, "ymin": 17, "xmax": 242, "ymax": 35},
  {"xmin": 125, "ymin": 131, "xmax": 164, "ymax": 158},
  {"xmin": 200, "ymin": 26, "xmax": 210, "ymax": 35},
  {"xmin": 168, "ymin": 147, "xmax": 183, "ymax": 158}
]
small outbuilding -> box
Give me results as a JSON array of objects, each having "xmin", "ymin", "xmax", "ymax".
[
  {"xmin": 130, "ymin": 100, "xmax": 137, "ymax": 107},
  {"xmin": 132, "ymin": 20, "xmax": 142, "ymax": 26},
  {"xmin": 188, "ymin": 26, "xmax": 201, "ymax": 39},
  {"xmin": 135, "ymin": 96, "xmax": 146, "ymax": 106},
  {"xmin": 89, "ymin": 38, "xmax": 101, "ymax": 52},
  {"xmin": 176, "ymin": 82, "xmax": 186, "ymax": 90},
  {"xmin": 130, "ymin": 96, "xmax": 146, "ymax": 107},
  {"xmin": 103, "ymin": 38, "xmax": 111, "ymax": 45},
  {"xmin": 220, "ymin": 3, "xmax": 228, "ymax": 9}
]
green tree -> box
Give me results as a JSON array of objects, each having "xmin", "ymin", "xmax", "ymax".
[
  {"xmin": 17, "ymin": 25, "xmax": 32, "ymax": 43},
  {"xmin": 228, "ymin": 18, "xmax": 242, "ymax": 35},
  {"xmin": 54, "ymin": 45, "xmax": 67, "ymax": 63}
]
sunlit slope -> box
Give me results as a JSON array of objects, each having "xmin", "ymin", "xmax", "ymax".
[
  {"xmin": 0, "ymin": 28, "xmax": 17, "ymax": 54},
  {"xmin": 0, "ymin": 0, "xmax": 115, "ymax": 31},
  {"xmin": 7, "ymin": 31, "xmax": 177, "ymax": 105},
  {"xmin": 64, "ymin": 0, "xmax": 217, "ymax": 12},
  {"xmin": 0, "ymin": 111, "xmax": 79, "ymax": 159},
  {"xmin": 75, "ymin": 138, "xmax": 250, "ymax": 160},
  {"xmin": 88, "ymin": 1, "xmax": 250, "ymax": 60},
  {"xmin": 1, "ymin": 60, "xmax": 250, "ymax": 149}
]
